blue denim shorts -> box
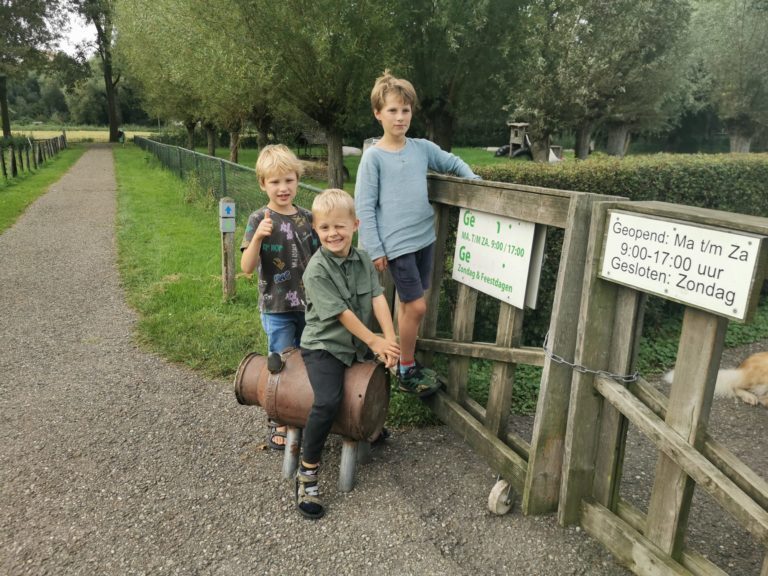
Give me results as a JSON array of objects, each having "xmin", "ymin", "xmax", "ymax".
[
  {"xmin": 388, "ymin": 243, "xmax": 435, "ymax": 303},
  {"xmin": 260, "ymin": 311, "xmax": 306, "ymax": 353}
]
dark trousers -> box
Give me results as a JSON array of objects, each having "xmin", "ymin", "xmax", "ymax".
[{"xmin": 300, "ymin": 348, "xmax": 346, "ymax": 465}]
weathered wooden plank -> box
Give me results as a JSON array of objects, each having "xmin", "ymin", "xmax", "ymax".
[
  {"xmin": 646, "ymin": 308, "xmax": 728, "ymax": 556},
  {"xmin": 581, "ymin": 499, "xmax": 692, "ymax": 576},
  {"xmin": 615, "ymin": 200, "xmax": 768, "ymax": 236},
  {"xmin": 428, "ymin": 176, "xmax": 573, "ymax": 229},
  {"xmin": 526, "ymin": 194, "xmax": 616, "ymax": 516},
  {"xmin": 424, "ymin": 390, "xmax": 528, "ymax": 490},
  {"xmin": 593, "ymin": 287, "xmax": 645, "ymax": 510},
  {"xmin": 616, "ymin": 500, "xmax": 729, "ymax": 576},
  {"xmin": 556, "ymin": 201, "xmax": 625, "ymax": 525},
  {"xmin": 485, "ymin": 303, "xmax": 524, "ymax": 437},
  {"xmin": 421, "ymin": 203, "xmax": 450, "ymax": 342},
  {"xmin": 630, "ymin": 376, "xmax": 768, "ymax": 512},
  {"xmin": 417, "ymin": 338, "xmax": 544, "ymax": 366},
  {"xmin": 595, "ymin": 374, "xmax": 768, "ymax": 547},
  {"xmin": 762, "ymin": 552, "xmax": 768, "ymax": 576},
  {"xmin": 448, "ymin": 283, "xmax": 477, "ymax": 403},
  {"xmin": 464, "ymin": 396, "xmax": 531, "ymax": 459},
  {"xmin": 464, "ymin": 396, "xmax": 486, "ymax": 424}
]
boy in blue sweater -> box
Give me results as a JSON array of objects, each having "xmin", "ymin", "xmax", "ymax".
[{"xmin": 354, "ymin": 70, "xmax": 480, "ymax": 396}]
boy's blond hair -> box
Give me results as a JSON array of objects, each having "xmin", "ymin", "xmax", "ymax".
[
  {"xmin": 255, "ymin": 144, "xmax": 304, "ymax": 183},
  {"xmin": 370, "ymin": 69, "xmax": 418, "ymax": 112},
  {"xmin": 312, "ymin": 188, "xmax": 356, "ymax": 219}
]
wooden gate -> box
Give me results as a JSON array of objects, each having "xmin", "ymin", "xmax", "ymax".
[
  {"xmin": 406, "ymin": 174, "xmax": 621, "ymax": 515},
  {"xmin": 560, "ymin": 200, "xmax": 768, "ymax": 575}
]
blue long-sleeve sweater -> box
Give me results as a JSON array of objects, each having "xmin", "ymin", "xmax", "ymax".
[{"xmin": 354, "ymin": 138, "xmax": 480, "ymax": 261}]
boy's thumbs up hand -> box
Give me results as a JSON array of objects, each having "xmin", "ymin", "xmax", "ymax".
[{"xmin": 255, "ymin": 208, "xmax": 274, "ymax": 240}]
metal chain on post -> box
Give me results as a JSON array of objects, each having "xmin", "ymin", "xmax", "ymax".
[{"xmin": 542, "ymin": 332, "xmax": 639, "ymax": 385}]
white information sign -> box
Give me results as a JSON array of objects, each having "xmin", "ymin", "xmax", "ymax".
[
  {"xmin": 452, "ymin": 208, "xmax": 538, "ymax": 309},
  {"xmin": 600, "ymin": 211, "xmax": 762, "ymax": 320}
]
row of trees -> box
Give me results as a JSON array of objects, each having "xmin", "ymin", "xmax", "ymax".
[
  {"xmin": 6, "ymin": 65, "xmax": 150, "ymax": 127},
  {"xmin": 113, "ymin": 0, "xmax": 767, "ymax": 180},
  {"xmin": 3, "ymin": 0, "xmax": 767, "ymax": 182}
]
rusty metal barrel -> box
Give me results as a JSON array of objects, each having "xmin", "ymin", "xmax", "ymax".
[{"xmin": 234, "ymin": 350, "xmax": 390, "ymax": 441}]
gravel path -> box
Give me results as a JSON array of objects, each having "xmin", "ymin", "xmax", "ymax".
[{"xmin": 0, "ymin": 146, "xmax": 764, "ymax": 575}]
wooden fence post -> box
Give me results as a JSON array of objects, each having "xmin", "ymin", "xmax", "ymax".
[
  {"xmin": 219, "ymin": 197, "xmax": 236, "ymax": 301},
  {"xmin": 645, "ymin": 307, "xmax": 728, "ymax": 557}
]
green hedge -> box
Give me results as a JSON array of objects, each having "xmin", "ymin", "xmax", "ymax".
[{"xmin": 476, "ymin": 153, "xmax": 768, "ymax": 217}]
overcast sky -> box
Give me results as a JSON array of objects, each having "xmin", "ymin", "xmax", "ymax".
[{"xmin": 58, "ymin": 12, "xmax": 96, "ymax": 56}]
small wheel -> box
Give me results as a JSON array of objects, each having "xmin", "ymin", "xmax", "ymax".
[{"xmin": 488, "ymin": 479, "xmax": 515, "ymax": 515}]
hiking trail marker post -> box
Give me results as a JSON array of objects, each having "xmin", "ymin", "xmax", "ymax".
[{"xmin": 219, "ymin": 197, "xmax": 236, "ymax": 301}]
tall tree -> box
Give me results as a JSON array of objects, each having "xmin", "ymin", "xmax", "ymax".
[
  {"xmin": 395, "ymin": 0, "xmax": 521, "ymax": 151},
  {"xmin": 692, "ymin": 0, "xmax": 768, "ymax": 152},
  {"xmin": 115, "ymin": 0, "xmax": 203, "ymax": 149},
  {"xmin": 597, "ymin": 1, "xmax": 691, "ymax": 157},
  {"xmin": 510, "ymin": 0, "xmax": 691, "ymax": 160},
  {"xmin": 116, "ymin": 0, "xmax": 271, "ymax": 161},
  {"xmin": 237, "ymin": 0, "xmax": 399, "ymax": 188},
  {"xmin": 0, "ymin": 0, "xmax": 66, "ymax": 137},
  {"xmin": 71, "ymin": 0, "xmax": 121, "ymax": 142}
]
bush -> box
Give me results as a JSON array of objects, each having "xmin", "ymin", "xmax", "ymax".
[{"xmin": 476, "ymin": 153, "xmax": 768, "ymax": 217}]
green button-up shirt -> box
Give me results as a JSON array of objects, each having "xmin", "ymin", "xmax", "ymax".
[{"xmin": 300, "ymin": 246, "xmax": 384, "ymax": 366}]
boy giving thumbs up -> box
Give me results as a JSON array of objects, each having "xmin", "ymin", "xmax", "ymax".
[{"xmin": 240, "ymin": 145, "xmax": 319, "ymax": 450}]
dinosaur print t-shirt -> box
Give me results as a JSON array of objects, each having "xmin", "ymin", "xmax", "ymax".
[{"xmin": 240, "ymin": 206, "xmax": 319, "ymax": 313}]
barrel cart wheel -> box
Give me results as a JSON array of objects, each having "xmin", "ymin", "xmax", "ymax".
[{"xmin": 487, "ymin": 478, "xmax": 515, "ymax": 515}]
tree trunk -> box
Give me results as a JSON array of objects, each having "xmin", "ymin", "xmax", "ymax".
[
  {"xmin": 104, "ymin": 70, "xmax": 119, "ymax": 142},
  {"xmin": 226, "ymin": 117, "xmax": 242, "ymax": 163},
  {"xmin": 229, "ymin": 129, "xmax": 240, "ymax": 164},
  {"xmin": 531, "ymin": 135, "xmax": 550, "ymax": 163},
  {"xmin": 325, "ymin": 128, "xmax": 345, "ymax": 189},
  {"xmin": 606, "ymin": 124, "xmax": 631, "ymax": 157},
  {"xmin": 728, "ymin": 133, "xmax": 751, "ymax": 153},
  {"xmin": 0, "ymin": 75, "xmax": 10, "ymax": 138},
  {"xmin": 255, "ymin": 115, "xmax": 272, "ymax": 149},
  {"xmin": 575, "ymin": 122, "xmax": 593, "ymax": 160},
  {"xmin": 425, "ymin": 109, "xmax": 455, "ymax": 152},
  {"xmin": 204, "ymin": 122, "xmax": 216, "ymax": 156},
  {"xmin": 250, "ymin": 105, "xmax": 273, "ymax": 149},
  {"xmin": 184, "ymin": 120, "xmax": 197, "ymax": 150}
]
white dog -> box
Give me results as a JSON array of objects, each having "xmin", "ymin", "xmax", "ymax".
[{"xmin": 663, "ymin": 351, "xmax": 768, "ymax": 407}]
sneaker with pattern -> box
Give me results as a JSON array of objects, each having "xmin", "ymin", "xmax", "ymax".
[{"xmin": 397, "ymin": 361, "xmax": 440, "ymax": 398}]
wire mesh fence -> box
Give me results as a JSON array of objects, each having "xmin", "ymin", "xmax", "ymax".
[{"xmin": 134, "ymin": 136, "xmax": 321, "ymax": 219}]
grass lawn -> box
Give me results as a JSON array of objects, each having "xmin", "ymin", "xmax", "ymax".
[
  {"xmin": 114, "ymin": 144, "xmax": 267, "ymax": 376},
  {"xmin": 0, "ymin": 145, "xmax": 87, "ymax": 233}
]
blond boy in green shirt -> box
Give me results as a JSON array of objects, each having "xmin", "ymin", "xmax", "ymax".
[{"xmin": 296, "ymin": 188, "xmax": 399, "ymax": 519}]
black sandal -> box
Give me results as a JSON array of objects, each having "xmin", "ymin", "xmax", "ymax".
[
  {"xmin": 266, "ymin": 420, "xmax": 287, "ymax": 451},
  {"xmin": 296, "ymin": 468, "xmax": 324, "ymax": 519}
]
